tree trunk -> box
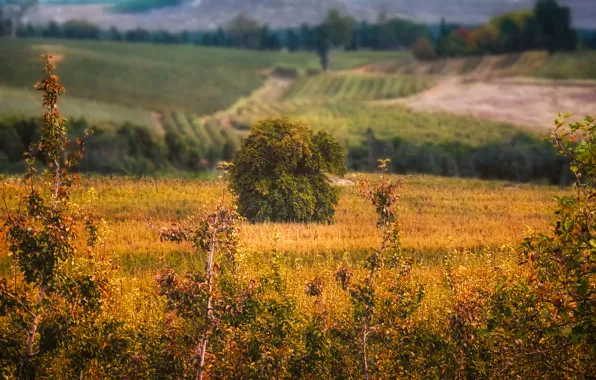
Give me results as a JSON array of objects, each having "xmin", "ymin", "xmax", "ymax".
[
  {"xmin": 10, "ymin": 15, "xmax": 18, "ymax": 38},
  {"xmin": 195, "ymin": 216, "xmax": 217, "ymax": 380},
  {"xmin": 19, "ymin": 285, "xmax": 45, "ymax": 379},
  {"xmin": 318, "ymin": 48, "xmax": 329, "ymax": 71},
  {"xmin": 362, "ymin": 319, "xmax": 370, "ymax": 380}
]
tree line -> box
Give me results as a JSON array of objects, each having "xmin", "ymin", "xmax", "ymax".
[
  {"xmin": 2, "ymin": 0, "xmax": 595, "ymax": 69},
  {"xmin": 0, "ymin": 114, "xmax": 572, "ymax": 184},
  {"xmin": 413, "ymin": 0, "xmax": 587, "ymax": 60}
]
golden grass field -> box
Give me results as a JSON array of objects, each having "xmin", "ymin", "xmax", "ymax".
[
  {"xmin": 0, "ymin": 173, "xmax": 570, "ymax": 345},
  {"xmin": 1, "ymin": 173, "xmax": 564, "ymax": 259}
]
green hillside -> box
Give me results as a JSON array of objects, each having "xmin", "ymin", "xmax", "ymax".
[
  {"xmin": 0, "ymin": 38, "xmax": 573, "ymax": 181},
  {"xmin": 0, "ymin": 85, "xmax": 159, "ymax": 133},
  {"xmin": 0, "ymin": 39, "xmax": 409, "ymax": 117},
  {"xmin": 284, "ymin": 73, "xmax": 434, "ymax": 101}
]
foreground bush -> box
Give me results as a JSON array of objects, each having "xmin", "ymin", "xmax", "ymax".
[
  {"xmin": 0, "ymin": 55, "xmax": 128, "ymax": 378},
  {"xmin": 230, "ymin": 117, "xmax": 346, "ymax": 223}
]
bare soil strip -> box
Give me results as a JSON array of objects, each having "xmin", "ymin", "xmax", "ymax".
[{"xmin": 376, "ymin": 77, "xmax": 596, "ymax": 131}]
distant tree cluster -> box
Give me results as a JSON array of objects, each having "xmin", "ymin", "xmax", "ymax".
[
  {"xmin": 1, "ymin": 0, "xmax": 594, "ymax": 70},
  {"xmin": 415, "ymin": 0, "xmax": 580, "ymax": 60},
  {"xmin": 0, "ymin": 8, "xmax": 430, "ymax": 54}
]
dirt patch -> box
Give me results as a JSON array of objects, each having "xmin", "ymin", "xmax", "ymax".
[
  {"xmin": 51, "ymin": 54, "xmax": 65, "ymax": 64},
  {"xmin": 152, "ymin": 112, "xmax": 166, "ymax": 136},
  {"xmin": 33, "ymin": 45, "xmax": 66, "ymax": 64},
  {"xmin": 379, "ymin": 78, "xmax": 596, "ymax": 131}
]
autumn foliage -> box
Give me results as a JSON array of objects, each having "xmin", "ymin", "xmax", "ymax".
[{"xmin": 0, "ymin": 55, "xmax": 594, "ymax": 378}]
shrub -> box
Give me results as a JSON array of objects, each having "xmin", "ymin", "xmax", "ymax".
[
  {"xmin": 270, "ymin": 65, "xmax": 299, "ymax": 79},
  {"xmin": 412, "ymin": 37, "xmax": 438, "ymax": 61},
  {"xmin": 305, "ymin": 67, "xmax": 323, "ymax": 77},
  {"xmin": 230, "ymin": 117, "xmax": 346, "ymax": 223},
  {"xmin": 472, "ymin": 114, "xmax": 596, "ymax": 377},
  {"xmin": 0, "ymin": 54, "xmax": 124, "ymax": 378}
]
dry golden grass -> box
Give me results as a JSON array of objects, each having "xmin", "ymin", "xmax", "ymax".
[
  {"xmin": 0, "ymin": 173, "xmax": 563, "ymax": 259},
  {"xmin": 0, "ymin": 174, "xmax": 564, "ymax": 263},
  {"xmin": 0, "ymin": 174, "xmax": 560, "ymax": 335}
]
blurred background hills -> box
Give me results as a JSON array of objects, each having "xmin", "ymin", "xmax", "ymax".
[{"xmin": 29, "ymin": 0, "xmax": 596, "ymax": 31}]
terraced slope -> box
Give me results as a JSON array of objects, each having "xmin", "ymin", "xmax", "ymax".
[
  {"xmin": 0, "ymin": 38, "xmax": 410, "ymax": 117},
  {"xmin": 284, "ymin": 73, "xmax": 434, "ymax": 101},
  {"xmin": 161, "ymin": 110, "xmax": 243, "ymax": 156}
]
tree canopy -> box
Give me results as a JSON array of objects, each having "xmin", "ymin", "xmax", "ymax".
[{"xmin": 230, "ymin": 117, "xmax": 346, "ymax": 223}]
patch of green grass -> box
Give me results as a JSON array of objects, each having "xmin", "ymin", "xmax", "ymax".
[
  {"xmin": 535, "ymin": 51, "xmax": 596, "ymax": 80},
  {"xmin": 284, "ymin": 73, "xmax": 434, "ymax": 101},
  {"xmin": 0, "ymin": 38, "xmax": 412, "ymax": 117},
  {"xmin": 369, "ymin": 50, "xmax": 596, "ymax": 80},
  {"xmin": 281, "ymin": 101, "xmax": 529, "ymax": 149},
  {"xmin": 0, "ymin": 85, "xmax": 159, "ymax": 133}
]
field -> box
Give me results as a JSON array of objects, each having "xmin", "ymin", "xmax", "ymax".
[
  {"xmin": 283, "ymin": 73, "xmax": 434, "ymax": 101},
  {"xmin": 1, "ymin": 36, "xmax": 594, "ymax": 377},
  {"xmin": 366, "ymin": 50, "xmax": 596, "ymax": 81},
  {"xmin": 0, "ymin": 84, "xmax": 160, "ymax": 132},
  {"xmin": 0, "ymin": 174, "xmax": 564, "ymax": 310},
  {"xmin": 0, "ymin": 38, "xmax": 409, "ymax": 116},
  {"xmin": 1, "ymin": 172, "xmax": 582, "ymax": 377},
  {"xmin": 386, "ymin": 77, "xmax": 596, "ymax": 131},
  {"xmin": 0, "ymin": 175, "xmax": 561, "ymax": 266}
]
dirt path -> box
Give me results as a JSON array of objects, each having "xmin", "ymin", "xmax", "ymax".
[
  {"xmin": 201, "ymin": 73, "xmax": 294, "ymax": 127},
  {"xmin": 375, "ymin": 77, "xmax": 596, "ymax": 131}
]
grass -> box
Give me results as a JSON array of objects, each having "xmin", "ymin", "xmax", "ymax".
[
  {"xmin": 0, "ymin": 85, "xmax": 159, "ymax": 133},
  {"xmin": 0, "ymin": 38, "xmax": 411, "ymax": 117},
  {"xmin": 284, "ymin": 73, "xmax": 434, "ymax": 101},
  {"xmin": 288, "ymin": 102, "xmax": 526, "ymax": 147},
  {"xmin": 368, "ymin": 50, "xmax": 596, "ymax": 80},
  {"xmin": 160, "ymin": 110, "xmax": 242, "ymax": 152},
  {"xmin": 0, "ymin": 174, "xmax": 564, "ymax": 348},
  {"xmin": 223, "ymin": 97, "xmax": 532, "ymax": 150},
  {"xmin": 0, "ymin": 175, "xmax": 564, "ymax": 263}
]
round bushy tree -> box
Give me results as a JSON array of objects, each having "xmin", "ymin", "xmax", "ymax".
[{"xmin": 230, "ymin": 117, "xmax": 346, "ymax": 223}]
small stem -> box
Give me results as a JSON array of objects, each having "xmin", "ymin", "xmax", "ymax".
[
  {"xmin": 196, "ymin": 213, "xmax": 218, "ymax": 380},
  {"xmin": 53, "ymin": 158, "xmax": 61, "ymax": 201},
  {"xmin": 362, "ymin": 318, "xmax": 369, "ymax": 380},
  {"xmin": 24, "ymin": 285, "xmax": 45, "ymax": 363}
]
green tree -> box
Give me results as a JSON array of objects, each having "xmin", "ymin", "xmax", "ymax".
[
  {"xmin": 535, "ymin": 0, "xmax": 577, "ymax": 53},
  {"xmin": 483, "ymin": 115, "xmax": 596, "ymax": 376},
  {"xmin": 230, "ymin": 117, "xmax": 346, "ymax": 223},
  {"xmin": 315, "ymin": 9, "xmax": 355, "ymax": 71},
  {"xmin": 0, "ymin": 55, "xmax": 122, "ymax": 378},
  {"xmin": 499, "ymin": 18, "xmax": 521, "ymax": 52},
  {"xmin": 225, "ymin": 13, "xmax": 262, "ymax": 49},
  {"xmin": 412, "ymin": 37, "xmax": 437, "ymax": 61},
  {"xmin": 0, "ymin": 0, "xmax": 37, "ymax": 38}
]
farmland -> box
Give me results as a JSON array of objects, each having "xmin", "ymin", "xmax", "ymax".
[
  {"xmin": 283, "ymin": 73, "xmax": 434, "ymax": 101},
  {"xmin": 0, "ymin": 174, "xmax": 561, "ymax": 268},
  {"xmin": 1, "ymin": 38, "xmax": 595, "ymax": 179},
  {"xmin": 0, "ymin": 39, "xmax": 410, "ymax": 116},
  {"xmin": 1, "ymin": 34, "xmax": 594, "ymax": 377},
  {"xmin": 365, "ymin": 50, "xmax": 596, "ymax": 81},
  {"xmin": 1, "ymin": 170, "xmax": 585, "ymax": 377}
]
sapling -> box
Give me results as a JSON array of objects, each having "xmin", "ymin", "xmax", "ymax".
[{"xmin": 0, "ymin": 55, "xmax": 113, "ymax": 378}]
